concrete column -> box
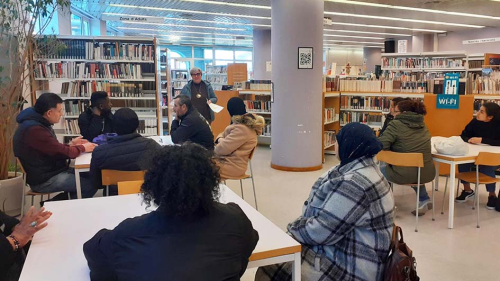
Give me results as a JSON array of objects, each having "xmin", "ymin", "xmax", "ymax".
[
  {"xmin": 253, "ymin": 29, "xmax": 272, "ymax": 80},
  {"xmin": 412, "ymin": 35, "xmax": 424, "ymax": 53},
  {"xmin": 57, "ymin": 6, "xmax": 71, "ymax": 35},
  {"xmin": 271, "ymin": 0, "xmax": 323, "ymax": 171},
  {"xmin": 363, "ymin": 47, "xmax": 381, "ymax": 73},
  {"xmin": 90, "ymin": 19, "xmax": 107, "ymax": 36}
]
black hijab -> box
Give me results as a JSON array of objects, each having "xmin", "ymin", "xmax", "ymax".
[
  {"xmin": 227, "ymin": 97, "xmax": 247, "ymax": 117},
  {"xmin": 336, "ymin": 122, "xmax": 382, "ymax": 167}
]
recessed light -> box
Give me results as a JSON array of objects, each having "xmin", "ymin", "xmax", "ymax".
[
  {"xmin": 324, "ymin": 39, "xmax": 384, "ymax": 44},
  {"xmin": 324, "ymin": 34, "xmax": 384, "ymax": 40},
  {"xmin": 175, "ymin": 0, "xmax": 270, "ymax": 10},
  {"xmin": 120, "ymin": 21, "xmax": 246, "ymax": 31},
  {"xmin": 325, "ymin": 21, "xmax": 447, "ymax": 33},
  {"xmin": 138, "ymin": 33, "xmax": 253, "ymax": 42},
  {"xmin": 323, "ymin": 29, "xmax": 412, "ymax": 37},
  {"xmin": 116, "ymin": 27, "xmax": 252, "ymax": 38}
]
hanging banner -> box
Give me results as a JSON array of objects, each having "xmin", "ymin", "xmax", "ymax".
[
  {"xmin": 101, "ymin": 15, "xmax": 164, "ymax": 23},
  {"xmin": 437, "ymin": 73, "xmax": 460, "ymax": 109},
  {"xmin": 463, "ymin": 37, "xmax": 500, "ymax": 45}
]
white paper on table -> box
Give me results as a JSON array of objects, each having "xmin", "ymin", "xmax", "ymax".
[{"xmin": 209, "ymin": 103, "xmax": 224, "ymax": 113}]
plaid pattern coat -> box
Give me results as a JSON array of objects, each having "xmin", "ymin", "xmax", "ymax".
[{"xmin": 256, "ymin": 156, "xmax": 394, "ymax": 281}]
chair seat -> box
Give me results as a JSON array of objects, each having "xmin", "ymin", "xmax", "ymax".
[
  {"xmin": 223, "ymin": 174, "xmax": 251, "ymax": 181},
  {"xmin": 26, "ymin": 190, "xmax": 51, "ymax": 196},
  {"xmin": 456, "ymin": 172, "xmax": 500, "ymax": 184}
]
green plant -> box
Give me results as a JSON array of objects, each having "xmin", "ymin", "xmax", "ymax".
[{"xmin": 0, "ymin": 0, "xmax": 70, "ymax": 180}]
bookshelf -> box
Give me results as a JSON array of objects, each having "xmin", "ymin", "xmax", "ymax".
[
  {"xmin": 32, "ymin": 36, "xmax": 161, "ymax": 143},
  {"xmin": 323, "ymin": 91, "xmax": 340, "ymax": 156},
  {"xmin": 238, "ymin": 86, "xmax": 272, "ymax": 145},
  {"xmin": 171, "ymin": 69, "xmax": 188, "ymax": 97},
  {"xmin": 206, "ymin": 65, "xmax": 228, "ymax": 91}
]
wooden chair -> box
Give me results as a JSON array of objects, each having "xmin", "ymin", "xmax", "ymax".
[
  {"xmin": 222, "ymin": 148, "xmax": 258, "ymax": 210},
  {"xmin": 454, "ymin": 152, "xmax": 500, "ymax": 228},
  {"xmin": 16, "ymin": 158, "xmax": 54, "ymax": 216},
  {"xmin": 101, "ymin": 170, "xmax": 146, "ymax": 196},
  {"xmin": 117, "ymin": 180, "xmax": 144, "ymax": 195},
  {"xmin": 377, "ymin": 151, "xmax": 435, "ymax": 232}
]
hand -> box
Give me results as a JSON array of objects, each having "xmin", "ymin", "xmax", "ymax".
[
  {"xmin": 82, "ymin": 142, "xmax": 98, "ymax": 152},
  {"xmin": 70, "ymin": 136, "xmax": 89, "ymax": 146},
  {"xmin": 11, "ymin": 207, "xmax": 52, "ymax": 248},
  {"xmin": 468, "ymin": 137, "xmax": 482, "ymax": 144},
  {"xmin": 92, "ymin": 107, "xmax": 101, "ymax": 116},
  {"xmin": 207, "ymin": 100, "xmax": 212, "ymax": 105}
]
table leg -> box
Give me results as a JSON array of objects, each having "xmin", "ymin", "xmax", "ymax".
[
  {"xmin": 292, "ymin": 252, "xmax": 301, "ymax": 281},
  {"xmin": 435, "ymin": 161, "xmax": 440, "ymax": 192},
  {"xmin": 75, "ymin": 169, "xmax": 82, "ymax": 199},
  {"xmin": 448, "ymin": 164, "xmax": 456, "ymax": 229}
]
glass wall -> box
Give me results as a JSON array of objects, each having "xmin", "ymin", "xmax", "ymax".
[{"xmin": 70, "ymin": 13, "xmax": 90, "ymax": 36}]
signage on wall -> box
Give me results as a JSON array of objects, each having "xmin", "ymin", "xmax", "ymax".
[
  {"xmin": 298, "ymin": 47, "xmax": 313, "ymax": 69},
  {"xmin": 101, "ymin": 15, "xmax": 164, "ymax": 23},
  {"xmin": 437, "ymin": 73, "xmax": 460, "ymax": 109},
  {"xmin": 398, "ymin": 40, "xmax": 408, "ymax": 53},
  {"xmin": 463, "ymin": 37, "xmax": 500, "ymax": 45}
]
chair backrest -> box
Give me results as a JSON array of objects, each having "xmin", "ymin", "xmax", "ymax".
[
  {"xmin": 248, "ymin": 147, "xmax": 256, "ymax": 161},
  {"xmin": 475, "ymin": 152, "xmax": 500, "ymax": 167},
  {"xmin": 376, "ymin": 151, "xmax": 424, "ymax": 168},
  {"xmin": 101, "ymin": 170, "xmax": 146, "ymax": 186},
  {"xmin": 117, "ymin": 180, "xmax": 144, "ymax": 195}
]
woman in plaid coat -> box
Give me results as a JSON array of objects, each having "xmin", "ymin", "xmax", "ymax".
[{"xmin": 256, "ymin": 123, "xmax": 394, "ymax": 281}]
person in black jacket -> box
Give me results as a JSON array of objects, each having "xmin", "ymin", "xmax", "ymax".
[
  {"xmin": 0, "ymin": 207, "xmax": 52, "ymax": 281},
  {"xmin": 78, "ymin": 91, "xmax": 114, "ymax": 142},
  {"xmin": 83, "ymin": 143, "xmax": 259, "ymax": 281},
  {"xmin": 379, "ymin": 97, "xmax": 407, "ymax": 137},
  {"xmin": 456, "ymin": 102, "xmax": 500, "ymax": 209},
  {"xmin": 89, "ymin": 108, "xmax": 161, "ymax": 195},
  {"xmin": 170, "ymin": 94, "xmax": 214, "ymax": 150}
]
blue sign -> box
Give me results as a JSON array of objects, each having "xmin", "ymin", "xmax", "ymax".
[{"xmin": 437, "ymin": 73, "xmax": 460, "ymax": 109}]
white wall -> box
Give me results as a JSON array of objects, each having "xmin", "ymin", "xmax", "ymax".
[
  {"xmin": 325, "ymin": 48, "xmax": 364, "ymax": 74},
  {"xmin": 253, "ymin": 29, "xmax": 272, "ymax": 80},
  {"xmin": 363, "ymin": 47, "xmax": 381, "ymax": 73},
  {"xmin": 438, "ymin": 27, "xmax": 500, "ymax": 54}
]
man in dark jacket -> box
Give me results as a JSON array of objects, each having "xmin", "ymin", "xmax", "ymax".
[
  {"xmin": 170, "ymin": 95, "xmax": 214, "ymax": 150},
  {"xmin": 13, "ymin": 93, "xmax": 98, "ymax": 199},
  {"xmin": 90, "ymin": 108, "xmax": 161, "ymax": 195},
  {"xmin": 78, "ymin": 91, "xmax": 114, "ymax": 142}
]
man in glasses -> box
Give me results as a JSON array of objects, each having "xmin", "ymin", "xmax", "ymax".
[{"xmin": 180, "ymin": 67, "xmax": 218, "ymax": 124}]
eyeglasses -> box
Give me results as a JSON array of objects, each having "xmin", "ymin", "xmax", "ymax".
[{"xmin": 191, "ymin": 73, "xmax": 202, "ymax": 77}]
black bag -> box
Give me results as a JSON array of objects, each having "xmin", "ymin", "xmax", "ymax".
[{"xmin": 383, "ymin": 225, "xmax": 420, "ymax": 281}]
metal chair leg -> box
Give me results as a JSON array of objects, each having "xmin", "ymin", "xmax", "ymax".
[
  {"xmin": 249, "ymin": 161, "xmax": 258, "ymax": 210},
  {"xmin": 31, "ymin": 195, "xmax": 34, "ymax": 208},
  {"xmin": 239, "ymin": 180, "xmax": 244, "ymax": 200},
  {"xmin": 441, "ymin": 176, "xmax": 449, "ymax": 215},
  {"xmin": 432, "ymin": 181, "xmax": 435, "ymax": 221},
  {"xmin": 415, "ymin": 168, "xmax": 421, "ymax": 232},
  {"xmin": 475, "ymin": 184, "xmax": 480, "ymax": 228}
]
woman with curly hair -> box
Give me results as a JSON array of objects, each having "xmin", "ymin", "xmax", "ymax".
[
  {"xmin": 215, "ymin": 97, "xmax": 265, "ymax": 179},
  {"xmin": 83, "ymin": 143, "xmax": 259, "ymax": 281}
]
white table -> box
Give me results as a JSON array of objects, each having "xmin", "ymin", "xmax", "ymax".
[
  {"xmin": 73, "ymin": 136, "xmax": 173, "ymax": 199},
  {"xmin": 19, "ymin": 185, "xmax": 302, "ymax": 281},
  {"xmin": 431, "ymin": 137, "xmax": 500, "ymax": 229}
]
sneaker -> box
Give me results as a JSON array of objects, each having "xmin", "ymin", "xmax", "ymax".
[
  {"xmin": 411, "ymin": 199, "xmax": 433, "ymax": 216},
  {"xmin": 455, "ymin": 190, "xmax": 474, "ymax": 203},
  {"xmin": 486, "ymin": 196, "xmax": 497, "ymax": 210}
]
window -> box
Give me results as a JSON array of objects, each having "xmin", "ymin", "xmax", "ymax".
[
  {"xmin": 70, "ymin": 13, "xmax": 90, "ymax": 36},
  {"xmin": 167, "ymin": 46, "xmax": 192, "ymax": 58},
  {"xmin": 215, "ymin": 49, "xmax": 234, "ymax": 60},
  {"xmin": 235, "ymin": 51, "xmax": 252, "ymax": 61},
  {"xmin": 194, "ymin": 46, "xmax": 213, "ymax": 59}
]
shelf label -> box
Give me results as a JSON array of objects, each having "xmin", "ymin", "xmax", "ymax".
[
  {"xmin": 437, "ymin": 73, "xmax": 459, "ymax": 109},
  {"xmin": 463, "ymin": 37, "xmax": 500, "ymax": 45},
  {"xmin": 102, "ymin": 15, "xmax": 164, "ymax": 23}
]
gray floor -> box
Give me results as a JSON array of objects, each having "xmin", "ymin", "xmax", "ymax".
[{"xmin": 226, "ymin": 146, "xmax": 500, "ymax": 281}]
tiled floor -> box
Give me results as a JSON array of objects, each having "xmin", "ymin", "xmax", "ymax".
[{"xmin": 225, "ymin": 146, "xmax": 500, "ymax": 281}]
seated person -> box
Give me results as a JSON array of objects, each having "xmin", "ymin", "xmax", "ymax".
[
  {"xmin": 215, "ymin": 97, "xmax": 265, "ymax": 179},
  {"xmin": 89, "ymin": 108, "xmax": 161, "ymax": 195},
  {"xmin": 78, "ymin": 91, "xmax": 114, "ymax": 142},
  {"xmin": 170, "ymin": 95, "xmax": 214, "ymax": 150},
  {"xmin": 378, "ymin": 100, "xmax": 436, "ymax": 216},
  {"xmin": 84, "ymin": 143, "xmax": 259, "ymax": 281},
  {"xmin": 14, "ymin": 93, "xmax": 98, "ymax": 199},
  {"xmin": 0, "ymin": 207, "xmax": 52, "ymax": 281},
  {"xmin": 379, "ymin": 97, "xmax": 407, "ymax": 137},
  {"xmin": 456, "ymin": 102, "xmax": 500, "ymax": 209},
  {"xmin": 256, "ymin": 123, "xmax": 394, "ymax": 281}
]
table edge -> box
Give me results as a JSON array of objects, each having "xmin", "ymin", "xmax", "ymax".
[
  {"xmin": 432, "ymin": 154, "xmax": 476, "ymax": 162},
  {"xmin": 249, "ymin": 245, "xmax": 302, "ymax": 261}
]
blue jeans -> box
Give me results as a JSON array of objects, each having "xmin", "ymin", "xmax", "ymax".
[
  {"xmin": 30, "ymin": 169, "xmax": 97, "ymax": 199},
  {"xmin": 380, "ymin": 164, "xmax": 430, "ymax": 202},
  {"xmin": 458, "ymin": 163, "xmax": 500, "ymax": 193}
]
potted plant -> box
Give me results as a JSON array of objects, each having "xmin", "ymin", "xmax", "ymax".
[{"xmin": 0, "ymin": 0, "xmax": 69, "ymax": 214}]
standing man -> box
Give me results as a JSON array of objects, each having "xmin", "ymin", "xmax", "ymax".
[
  {"xmin": 78, "ymin": 91, "xmax": 114, "ymax": 142},
  {"xmin": 170, "ymin": 95, "xmax": 214, "ymax": 150},
  {"xmin": 180, "ymin": 67, "xmax": 218, "ymax": 124},
  {"xmin": 14, "ymin": 93, "xmax": 98, "ymax": 199}
]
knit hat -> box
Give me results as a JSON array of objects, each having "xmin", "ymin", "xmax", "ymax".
[{"xmin": 227, "ymin": 97, "xmax": 247, "ymax": 117}]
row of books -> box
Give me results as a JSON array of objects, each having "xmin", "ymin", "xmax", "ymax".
[
  {"xmin": 61, "ymin": 81, "xmax": 156, "ymax": 97},
  {"xmin": 324, "ymin": 108, "xmax": 337, "ymax": 123},
  {"xmin": 340, "ymin": 112, "xmax": 383, "ymax": 125},
  {"xmin": 335, "ymin": 80, "xmax": 430, "ymax": 93},
  {"xmin": 206, "ymin": 76, "xmax": 228, "ymax": 84},
  {"xmin": 35, "ymin": 62, "xmax": 154, "ymax": 79},
  {"xmin": 245, "ymin": 100, "xmax": 272, "ymax": 112},
  {"xmin": 341, "ymin": 96, "xmax": 391, "ymax": 111},
  {"xmin": 36, "ymin": 39, "xmax": 155, "ymax": 61},
  {"xmin": 474, "ymin": 100, "xmax": 500, "ymax": 113},
  {"xmin": 64, "ymin": 119, "xmax": 81, "ymax": 135},
  {"xmin": 382, "ymin": 58, "xmax": 464, "ymax": 69},
  {"xmin": 172, "ymin": 70, "xmax": 188, "ymax": 80},
  {"xmin": 243, "ymin": 80, "xmax": 272, "ymax": 91},
  {"xmin": 172, "ymin": 81, "xmax": 188, "ymax": 89},
  {"xmin": 324, "ymin": 130, "xmax": 336, "ymax": 149},
  {"xmin": 467, "ymin": 76, "xmax": 500, "ymax": 95},
  {"xmin": 261, "ymin": 120, "xmax": 271, "ymax": 137},
  {"xmin": 63, "ymin": 100, "xmax": 89, "ymax": 116},
  {"xmin": 206, "ymin": 65, "xmax": 227, "ymax": 74},
  {"xmin": 137, "ymin": 119, "xmax": 158, "ymax": 135},
  {"xmin": 468, "ymin": 60, "xmax": 484, "ymax": 69}
]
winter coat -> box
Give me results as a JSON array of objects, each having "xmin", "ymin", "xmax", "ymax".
[
  {"xmin": 78, "ymin": 108, "xmax": 114, "ymax": 142},
  {"xmin": 180, "ymin": 80, "xmax": 218, "ymax": 122},
  {"xmin": 170, "ymin": 107, "xmax": 214, "ymax": 150},
  {"xmin": 378, "ymin": 111, "xmax": 436, "ymax": 184},
  {"xmin": 214, "ymin": 114, "xmax": 264, "ymax": 179}
]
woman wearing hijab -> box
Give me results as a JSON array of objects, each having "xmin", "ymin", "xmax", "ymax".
[
  {"xmin": 255, "ymin": 123, "xmax": 394, "ymax": 281},
  {"xmin": 214, "ymin": 97, "xmax": 265, "ymax": 179}
]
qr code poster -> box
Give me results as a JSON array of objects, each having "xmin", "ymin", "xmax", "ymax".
[{"xmin": 298, "ymin": 47, "xmax": 313, "ymax": 69}]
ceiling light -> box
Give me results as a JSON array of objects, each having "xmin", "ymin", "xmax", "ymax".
[
  {"xmin": 323, "ymin": 29, "xmax": 412, "ymax": 37},
  {"xmin": 109, "ymin": 4, "xmax": 271, "ymax": 20},
  {"xmin": 326, "ymin": 21, "xmax": 447, "ymax": 33},
  {"xmin": 117, "ymin": 27, "xmax": 252, "ymax": 38},
  {"xmin": 175, "ymin": 0, "xmax": 270, "ymax": 9},
  {"xmin": 325, "ymin": 44, "xmax": 383, "ymax": 48},
  {"xmin": 138, "ymin": 33, "xmax": 253, "ymax": 42},
  {"xmin": 324, "ymin": 11, "xmax": 485, "ymax": 28},
  {"xmin": 326, "ymin": 0, "xmax": 500, "ymax": 20},
  {"xmin": 323, "ymin": 34, "xmax": 384, "ymax": 40},
  {"xmin": 324, "ymin": 39, "xmax": 384, "ymax": 44},
  {"xmin": 120, "ymin": 21, "xmax": 246, "ymax": 31},
  {"xmin": 169, "ymin": 35, "xmax": 181, "ymax": 42}
]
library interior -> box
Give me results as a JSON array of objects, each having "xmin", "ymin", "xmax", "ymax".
[{"xmin": 3, "ymin": 0, "xmax": 500, "ymax": 280}]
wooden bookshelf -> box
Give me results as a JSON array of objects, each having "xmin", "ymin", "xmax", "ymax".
[
  {"xmin": 32, "ymin": 36, "xmax": 161, "ymax": 142},
  {"xmin": 227, "ymin": 63, "xmax": 248, "ymax": 86},
  {"xmin": 323, "ymin": 91, "xmax": 340, "ymax": 157},
  {"xmin": 238, "ymin": 89, "xmax": 271, "ymax": 145}
]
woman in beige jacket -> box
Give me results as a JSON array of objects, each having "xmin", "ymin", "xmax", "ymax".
[{"xmin": 215, "ymin": 98, "xmax": 265, "ymax": 179}]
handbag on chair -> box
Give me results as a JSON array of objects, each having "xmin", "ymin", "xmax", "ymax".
[{"xmin": 383, "ymin": 225, "xmax": 420, "ymax": 281}]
